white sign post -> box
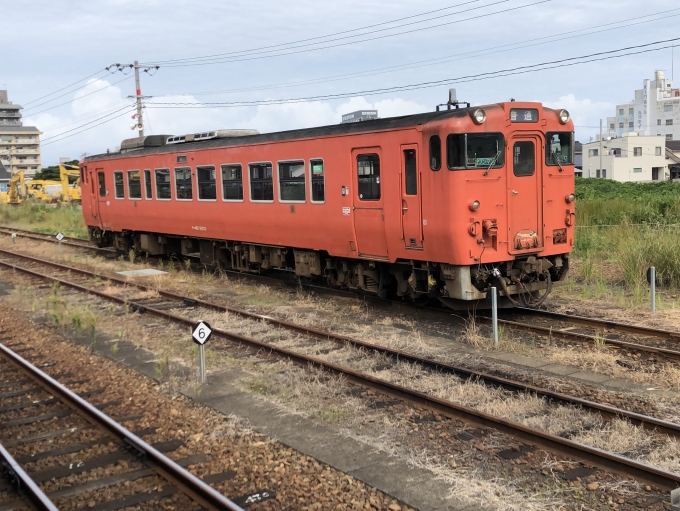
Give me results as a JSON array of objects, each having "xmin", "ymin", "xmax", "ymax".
[
  {"xmin": 192, "ymin": 321, "xmax": 212, "ymax": 383},
  {"xmin": 56, "ymin": 232, "xmax": 64, "ymax": 253}
]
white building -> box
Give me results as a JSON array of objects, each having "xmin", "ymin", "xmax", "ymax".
[
  {"xmin": 606, "ymin": 71, "xmax": 680, "ymax": 142},
  {"xmin": 582, "ymin": 133, "xmax": 667, "ymax": 182},
  {"xmin": 0, "ymin": 90, "xmax": 42, "ymax": 177}
]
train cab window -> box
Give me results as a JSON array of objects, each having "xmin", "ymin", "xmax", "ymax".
[
  {"xmin": 221, "ymin": 164, "xmax": 243, "ymax": 201},
  {"xmin": 278, "ymin": 160, "xmax": 306, "ymax": 202},
  {"xmin": 310, "ymin": 159, "xmax": 325, "ymax": 203},
  {"xmin": 127, "ymin": 170, "xmax": 141, "ymax": 199},
  {"xmin": 155, "ymin": 168, "xmax": 171, "ymax": 200},
  {"xmin": 175, "ymin": 166, "xmax": 193, "ymax": 200},
  {"xmin": 113, "ymin": 171, "xmax": 124, "ymax": 199},
  {"xmin": 249, "ymin": 163, "xmax": 274, "ymax": 202},
  {"xmin": 197, "ymin": 165, "xmax": 217, "ymax": 200},
  {"xmin": 546, "ymin": 132, "xmax": 573, "ymax": 166},
  {"xmin": 144, "ymin": 169, "xmax": 152, "ymax": 199},
  {"xmin": 357, "ymin": 154, "xmax": 380, "ymax": 201},
  {"xmin": 404, "ymin": 149, "xmax": 417, "ymax": 195},
  {"xmin": 98, "ymin": 172, "xmax": 106, "ymax": 197},
  {"xmin": 513, "ymin": 141, "xmax": 535, "ymax": 177},
  {"xmin": 447, "ymin": 133, "xmax": 505, "ymax": 169},
  {"xmin": 429, "ymin": 135, "xmax": 441, "ymax": 170}
]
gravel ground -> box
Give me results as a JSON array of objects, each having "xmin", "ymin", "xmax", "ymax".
[{"xmin": 0, "ymin": 301, "xmax": 413, "ymax": 511}]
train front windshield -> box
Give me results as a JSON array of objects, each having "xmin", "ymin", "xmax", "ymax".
[{"xmin": 446, "ymin": 133, "xmax": 505, "ymax": 170}]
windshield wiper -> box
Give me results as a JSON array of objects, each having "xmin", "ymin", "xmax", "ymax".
[
  {"xmin": 482, "ymin": 150, "xmax": 502, "ymax": 176},
  {"xmin": 551, "ymin": 151, "xmax": 564, "ymax": 172}
]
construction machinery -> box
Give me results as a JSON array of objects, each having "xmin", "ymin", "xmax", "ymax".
[
  {"xmin": 0, "ymin": 170, "xmax": 26, "ymax": 205},
  {"xmin": 27, "ymin": 180, "xmax": 62, "ymax": 202},
  {"xmin": 59, "ymin": 163, "xmax": 81, "ymax": 203}
]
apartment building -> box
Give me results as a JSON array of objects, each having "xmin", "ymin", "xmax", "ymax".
[
  {"xmin": 605, "ymin": 71, "xmax": 680, "ymax": 142},
  {"xmin": 582, "ymin": 133, "xmax": 667, "ymax": 182},
  {"xmin": 0, "ymin": 90, "xmax": 42, "ymax": 177}
]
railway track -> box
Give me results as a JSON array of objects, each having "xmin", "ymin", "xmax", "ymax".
[
  {"xmin": 1, "ymin": 248, "xmax": 680, "ymax": 491},
  {"xmin": 2, "ymin": 225, "xmax": 680, "ymax": 361},
  {"xmin": 0, "ymin": 341, "xmax": 244, "ymax": 510}
]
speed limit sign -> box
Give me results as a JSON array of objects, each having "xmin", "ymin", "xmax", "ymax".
[{"xmin": 192, "ymin": 321, "xmax": 213, "ymax": 345}]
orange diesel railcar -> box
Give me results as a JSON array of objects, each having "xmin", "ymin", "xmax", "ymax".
[{"xmin": 80, "ymin": 100, "xmax": 575, "ymax": 308}]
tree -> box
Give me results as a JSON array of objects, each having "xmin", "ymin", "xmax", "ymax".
[{"xmin": 33, "ymin": 160, "xmax": 80, "ymax": 182}]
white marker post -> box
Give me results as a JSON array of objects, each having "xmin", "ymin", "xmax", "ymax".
[
  {"xmin": 192, "ymin": 320, "xmax": 212, "ymax": 384},
  {"xmin": 56, "ymin": 232, "xmax": 64, "ymax": 254},
  {"xmin": 648, "ymin": 266, "xmax": 656, "ymax": 312},
  {"xmin": 490, "ymin": 287, "xmax": 499, "ymax": 347}
]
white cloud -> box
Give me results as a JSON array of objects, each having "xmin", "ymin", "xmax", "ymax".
[{"xmin": 542, "ymin": 93, "xmax": 614, "ymax": 143}]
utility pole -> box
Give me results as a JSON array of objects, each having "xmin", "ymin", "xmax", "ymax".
[
  {"xmin": 599, "ymin": 119, "xmax": 603, "ymax": 179},
  {"xmin": 106, "ymin": 62, "xmax": 159, "ymax": 138}
]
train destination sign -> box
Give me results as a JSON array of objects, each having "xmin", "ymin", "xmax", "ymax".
[{"xmin": 510, "ymin": 108, "xmax": 539, "ymax": 123}]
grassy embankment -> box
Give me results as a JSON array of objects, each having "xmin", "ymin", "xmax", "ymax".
[
  {"xmin": 0, "ymin": 203, "xmax": 87, "ymax": 239},
  {"xmin": 567, "ymin": 179, "xmax": 680, "ymax": 306}
]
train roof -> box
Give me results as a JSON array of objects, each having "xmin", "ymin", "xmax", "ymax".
[{"xmin": 83, "ymin": 107, "xmax": 474, "ymax": 162}]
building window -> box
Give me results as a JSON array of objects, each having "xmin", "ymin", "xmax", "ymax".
[
  {"xmin": 629, "ymin": 122, "xmax": 634, "ymax": 128},
  {"xmin": 357, "ymin": 154, "xmax": 381, "ymax": 200},
  {"xmin": 144, "ymin": 169, "xmax": 152, "ymax": 199},
  {"xmin": 602, "ymin": 169, "xmax": 606, "ymax": 179},
  {"xmin": 609, "ymin": 123, "xmax": 615, "ymax": 130},
  {"xmin": 429, "ymin": 135, "xmax": 441, "ymax": 170},
  {"xmin": 221, "ymin": 164, "xmax": 243, "ymax": 201},
  {"xmin": 658, "ymin": 119, "xmax": 662, "ymax": 126},
  {"xmin": 634, "ymin": 147, "xmax": 642, "ymax": 156},
  {"xmin": 175, "ymin": 167, "xmax": 193, "ymax": 200},
  {"xmin": 629, "ymin": 108, "xmax": 634, "ymax": 115},
  {"xmin": 667, "ymin": 119, "xmax": 674, "ymax": 126},
  {"xmin": 114, "ymin": 171, "xmax": 124, "ymax": 199},
  {"xmin": 656, "ymin": 147, "xmax": 662, "ymax": 156},
  {"xmin": 155, "ymin": 168, "xmax": 171, "ymax": 200},
  {"xmin": 310, "ymin": 159, "xmax": 325, "ymax": 203},
  {"xmin": 668, "ymin": 134, "xmax": 674, "ymax": 141},
  {"xmin": 596, "ymin": 169, "xmax": 601, "ymax": 178},
  {"xmin": 618, "ymin": 108, "xmax": 624, "ymax": 116},
  {"xmin": 278, "ymin": 160, "xmax": 306, "ymax": 202},
  {"xmin": 249, "ymin": 163, "xmax": 274, "ymax": 202},
  {"xmin": 664, "ymin": 104, "xmax": 674, "ymax": 113},
  {"xmin": 619, "ymin": 122, "xmax": 624, "ymax": 129},
  {"xmin": 652, "ymin": 168, "xmax": 660, "ymax": 181},
  {"xmin": 127, "ymin": 170, "xmax": 141, "ymax": 199},
  {"xmin": 588, "ymin": 148, "xmax": 599, "ymax": 157},
  {"xmin": 197, "ymin": 165, "xmax": 217, "ymax": 200}
]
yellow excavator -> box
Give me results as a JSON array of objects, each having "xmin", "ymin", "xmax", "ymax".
[
  {"xmin": 59, "ymin": 163, "xmax": 81, "ymax": 203},
  {"xmin": 0, "ymin": 170, "xmax": 26, "ymax": 205},
  {"xmin": 27, "ymin": 180, "xmax": 62, "ymax": 202}
]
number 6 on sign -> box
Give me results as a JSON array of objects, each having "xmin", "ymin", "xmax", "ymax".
[{"xmin": 192, "ymin": 321, "xmax": 212, "ymax": 345}]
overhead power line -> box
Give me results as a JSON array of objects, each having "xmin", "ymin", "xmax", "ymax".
[
  {"xmin": 22, "ymin": 69, "xmax": 108, "ymax": 107},
  {"xmin": 145, "ymin": 37, "xmax": 680, "ymax": 110},
  {"xmin": 145, "ymin": 0, "xmax": 550, "ymax": 67},
  {"xmin": 41, "ymin": 106, "xmax": 136, "ymax": 146}
]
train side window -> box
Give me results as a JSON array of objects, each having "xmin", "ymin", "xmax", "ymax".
[
  {"xmin": 127, "ymin": 170, "xmax": 141, "ymax": 199},
  {"xmin": 513, "ymin": 141, "xmax": 535, "ymax": 177},
  {"xmin": 98, "ymin": 172, "xmax": 106, "ymax": 196},
  {"xmin": 404, "ymin": 149, "xmax": 417, "ymax": 195},
  {"xmin": 446, "ymin": 134, "xmax": 465, "ymax": 169},
  {"xmin": 310, "ymin": 159, "xmax": 325, "ymax": 203},
  {"xmin": 249, "ymin": 162, "xmax": 274, "ymax": 202},
  {"xmin": 155, "ymin": 168, "xmax": 171, "ymax": 200},
  {"xmin": 429, "ymin": 135, "xmax": 441, "ymax": 170},
  {"xmin": 545, "ymin": 132, "xmax": 573, "ymax": 166},
  {"xmin": 278, "ymin": 160, "xmax": 306, "ymax": 202},
  {"xmin": 114, "ymin": 171, "xmax": 124, "ymax": 199},
  {"xmin": 221, "ymin": 164, "xmax": 243, "ymax": 201},
  {"xmin": 144, "ymin": 169, "xmax": 152, "ymax": 199},
  {"xmin": 197, "ymin": 165, "xmax": 217, "ymax": 201},
  {"xmin": 175, "ymin": 166, "xmax": 193, "ymax": 200},
  {"xmin": 357, "ymin": 154, "xmax": 380, "ymax": 201}
]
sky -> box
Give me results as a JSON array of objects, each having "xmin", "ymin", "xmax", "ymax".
[{"xmin": 2, "ymin": 0, "xmax": 679, "ymax": 165}]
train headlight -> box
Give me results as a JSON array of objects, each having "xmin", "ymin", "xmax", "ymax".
[
  {"xmin": 471, "ymin": 109, "xmax": 486, "ymax": 125},
  {"xmin": 558, "ymin": 109, "xmax": 570, "ymax": 124},
  {"xmin": 565, "ymin": 193, "xmax": 575, "ymax": 203},
  {"xmin": 468, "ymin": 200, "xmax": 480, "ymax": 211}
]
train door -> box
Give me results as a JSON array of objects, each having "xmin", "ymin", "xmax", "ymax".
[
  {"xmin": 399, "ymin": 144, "xmax": 423, "ymax": 249},
  {"xmin": 95, "ymin": 168, "xmax": 111, "ymax": 230},
  {"xmin": 506, "ymin": 132, "xmax": 543, "ymax": 253},
  {"xmin": 351, "ymin": 147, "xmax": 389, "ymax": 259}
]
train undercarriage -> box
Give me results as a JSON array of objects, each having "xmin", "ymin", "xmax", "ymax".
[{"xmin": 91, "ymin": 227, "xmax": 569, "ymax": 309}]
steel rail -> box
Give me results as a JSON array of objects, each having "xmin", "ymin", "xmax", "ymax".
[
  {"xmin": 0, "ymin": 442, "xmax": 59, "ymax": 511},
  {"xmin": 1, "ymin": 255, "xmax": 680, "ymax": 488},
  {"xmin": 0, "ymin": 227, "xmax": 112, "ymax": 254},
  {"xmin": 0, "ymin": 343, "xmax": 245, "ymax": 511},
  {"xmin": 1, "ymin": 248, "xmax": 680, "ymax": 438}
]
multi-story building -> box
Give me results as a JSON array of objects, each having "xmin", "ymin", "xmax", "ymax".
[
  {"xmin": 0, "ymin": 90, "xmax": 42, "ymax": 177},
  {"xmin": 605, "ymin": 71, "xmax": 680, "ymax": 142},
  {"xmin": 582, "ymin": 133, "xmax": 667, "ymax": 182}
]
